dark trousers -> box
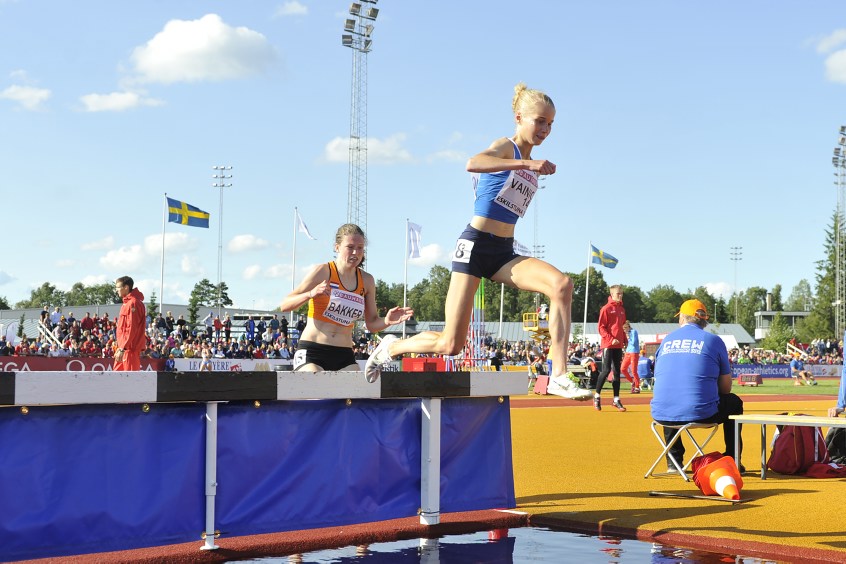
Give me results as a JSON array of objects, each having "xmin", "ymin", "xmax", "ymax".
[
  {"xmin": 595, "ymin": 348, "xmax": 622, "ymax": 396},
  {"xmin": 656, "ymin": 393, "xmax": 744, "ymax": 464}
]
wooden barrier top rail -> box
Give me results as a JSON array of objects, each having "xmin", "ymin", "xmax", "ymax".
[{"xmin": 0, "ymin": 370, "xmax": 529, "ymax": 406}]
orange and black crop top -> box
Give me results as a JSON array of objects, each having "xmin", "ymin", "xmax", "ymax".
[{"xmin": 307, "ymin": 261, "xmax": 366, "ymax": 327}]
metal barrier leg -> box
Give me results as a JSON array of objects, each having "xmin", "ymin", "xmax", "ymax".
[
  {"xmin": 200, "ymin": 402, "xmax": 220, "ymax": 550},
  {"xmin": 420, "ymin": 398, "xmax": 441, "ymax": 525}
]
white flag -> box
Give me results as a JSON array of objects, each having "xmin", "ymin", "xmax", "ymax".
[
  {"xmin": 513, "ymin": 239, "xmax": 532, "ymax": 257},
  {"xmin": 408, "ymin": 221, "xmax": 423, "ymax": 259},
  {"xmin": 296, "ymin": 210, "xmax": 316, "ymax": 240}
]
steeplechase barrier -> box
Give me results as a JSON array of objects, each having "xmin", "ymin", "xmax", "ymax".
[{"xmin": 0, "ymin": 370, "xmax": 525, "ymax": 561}]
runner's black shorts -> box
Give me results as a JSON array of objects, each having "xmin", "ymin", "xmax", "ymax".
[
  {"xmin": 451, "ymin": 224, "xmax": 520, "ymax": 279},
  {"xmin": 293, "ymin": 340, "xmax": 357, "ymax": 371}
]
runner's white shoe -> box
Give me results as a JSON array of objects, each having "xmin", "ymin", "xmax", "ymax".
[
  {"xmin": 547, "ymin": 375, "xmax": 593, "ymax": 401},
  {"xmin": 364, "ymin": 334, "xmax": 398, "ymax": 383}
]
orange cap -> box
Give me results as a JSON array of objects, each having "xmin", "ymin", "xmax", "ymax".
[{"xmin": 676, "ymin": 299, "xmax": 709, "ymax": 320}]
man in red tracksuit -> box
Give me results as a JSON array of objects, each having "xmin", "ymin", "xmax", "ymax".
[
  {"xmin": 114, "ymin": 276, "xmax": 147, "ymax": 371},
  {"xmin": 594, "ymin": 285, "xmax": 627, "ymax": 412}
]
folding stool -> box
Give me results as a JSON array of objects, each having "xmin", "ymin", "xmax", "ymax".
[{"xmin": 644, "ymin": 421, "xmax": 720, "ymax": 481}]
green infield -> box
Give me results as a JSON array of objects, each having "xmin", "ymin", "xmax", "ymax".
[
  {"xmin": 730, "ymin": 377, "xmax": 840, "ymax": 396},
  {"xmin": 631, "ymin": 378, "xmax": 840, "ymax": 397}
]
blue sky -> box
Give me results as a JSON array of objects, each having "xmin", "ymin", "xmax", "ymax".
[{"xmin": 1, "ymin": 1, "xmax": 845, "ymax": 311}]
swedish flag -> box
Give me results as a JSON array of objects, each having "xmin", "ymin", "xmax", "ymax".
[
  {"xmin": 167, "ymin": 197, "xmax": 210, "ymax": 228},
  {"xmin": 591, "ymin": 244, "xmax": 618, "ymax": 269}
]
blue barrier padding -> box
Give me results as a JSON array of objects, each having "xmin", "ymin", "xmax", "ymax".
[
  {"xmin": 0, "ymin": 403, "xmax": 205, "ymax": 561},
  {"xmin": 441, "ymin": 397, "xmax": 516, "ymax": 512},
  {"xmin": 0, "ymin": 397, "xmax": 516, "ymax": 558},
  {"xmin": 215, "ymin": 399, "xmax": 422, "ymax": 535}
]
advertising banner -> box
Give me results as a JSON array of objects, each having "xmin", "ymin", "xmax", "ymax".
[{"xmin": 0, "ymin": 357, "xmax": 164, "ymax": 372}]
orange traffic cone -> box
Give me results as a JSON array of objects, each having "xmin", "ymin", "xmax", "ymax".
[{"xmin": 693, "ymin": 454, "xmax": 743, "ymax": 500}]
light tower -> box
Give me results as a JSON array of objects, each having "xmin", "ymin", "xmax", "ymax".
[
  {"xmin": 730, "ymin": 246, "xmax": 743, "ymax": 323},
  {"xmin": 212, "ymin": 165, "xmax": 233, "ymax": 317},
  {"xmin": 341, "ymin": 1, "xmax": 378, "ymax": 234},
  {"xmin": 833, "ymin": 126, "xmax": 846, "ymax": 337}
]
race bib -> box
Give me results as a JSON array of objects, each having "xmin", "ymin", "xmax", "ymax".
[
  {"xmin": 293, "ymin": 348, "xmax": 307, "ymax": 369},
  {"xmin": 452, "ymin": 238, "xmax": 474, "ymax": 264},
  {"xmin": 323, "ymin": 287, "xmax": 365, "ymax": 326},
  {"xmin": 494, "ymin": 169, "xmax": 538, "ymax": 217}
]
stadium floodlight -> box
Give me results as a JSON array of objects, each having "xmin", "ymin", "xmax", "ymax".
[
  {"xmin": 340, "ymin": 0, "xmax": 380, "ymax": 234},
  {"xmin": 211, "ymin": 165, "xmax": 233, "ymax": 317},
  {"xmin": 833, "ymin": 126, "xmax": 846, "ymax": 336}
]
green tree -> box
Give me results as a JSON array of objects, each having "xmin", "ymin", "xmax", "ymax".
[
  {"xmin": 65, "ymin": 282, "xmax": 119, "ymax": 306},
  {"xmin": 571, "ymin": 267, "xmax": 609, "ymax": 322},
  {"xmin": 785, "ymin": 279, "xmax": 813, "ymax": 312},
  {"xmin": 17, "ymin": 313, "xmax": 24, "ymax": 337},
  {"xmin": 647, "ymin": 284, "xmax": 684, "ymax": 322},
  {"xmin": 727, "ymin": 286, "xmax": 767, "ymax": 336},
  {"xmin": 770, "ymin": 284, "xmax": 784, "ymax": 311},
  {"xmin": 212, "ymin": 282, "xmax": 233, "ymax": 309},
  {"xmin": 190, "ymin": 279, "xmax": 217, "ymax": 306},
  {"xmin": 759, "ymin": 312, "xmax": 794, "ymax": 353},
  {"xmin": 147, "ymin": 291, "xmax": 159, "ymax": 319},
  {"xmin": 187, "ymin": 293, "xmax": 201, "ymax": 328},
  {"xmin": 802, "ymin": 210, "xmax": 840, "ymax": 339},
  {"xmin": 0, "ymin": 295, "xmax": 9, "ymax": 310},
  {"xmin": 15, "ymin": 282, "xmax": 66, "ymax": 309},
  {"xmin": 408, "ymin": 266, "xmax": 451, "ymax": 321},
  {"xmin": 621, "ymin": 285, "xmax": 649, "ymax": 323}
]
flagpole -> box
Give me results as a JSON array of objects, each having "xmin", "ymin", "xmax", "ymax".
[
  {"xmin": 498, "ymin": 283, "xmax": 504, "ymax": 339},
  {"xmin": 584, "ymin": 241, "xmax": 591, "ymax": 346},
  {"xmin": 160, "ymin": 193, "xmax": 167, "ymax": 310},
  {"xmin": 402, "ymin": 218, "xmax": 411, "ymax": 339},
  {"xmin": 291, "ymin": 207, "xmax": 298, "ymax": 324}
]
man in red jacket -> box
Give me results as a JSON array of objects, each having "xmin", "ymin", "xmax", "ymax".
[
  {"xmin": 594, "ymin": 285, "xmax": 627, "ymax": 412},
  {"xmin": 114, "ymin": 276, "xmax": 147, "ymax": 371}
]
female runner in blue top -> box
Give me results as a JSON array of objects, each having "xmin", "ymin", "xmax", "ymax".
[{"xmin": 365, "ymin": 83, "xmax": 591, "ymax": 400}]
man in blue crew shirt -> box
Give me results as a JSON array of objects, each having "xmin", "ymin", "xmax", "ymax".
[{"xmin": 651, "ymin": 299, "xmax": 744, "ymax": 473}]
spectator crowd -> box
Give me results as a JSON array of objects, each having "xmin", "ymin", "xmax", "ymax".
[{"xmin": 1, "ymin": 306, "xmax": 843, "ymax": 374}]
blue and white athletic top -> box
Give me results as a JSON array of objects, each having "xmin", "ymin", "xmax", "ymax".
[{"xmin": 471, "ymin": 140, "xmax": 539, "ymax": 224}]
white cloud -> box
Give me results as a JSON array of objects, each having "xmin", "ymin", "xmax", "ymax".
[
  {"xmin": 129, "ymin": 14, "xmax": 277, "ymax": 85},
  {"xmin": 96, "ymin": 233, "xmax": 199, "ymax": 273},
  {"xmin": 817, "ymin": 29, "xmax": 846, "ymax": 53},
  {"xmin": 80, "ymin": 274, "xmax": 111, "ymax": 286},
  {"xmin": 275, "ymin": 1, "xmax": 308, "ymax": 17},
  {"xmin": 704, "ymin": 281, "xmax": 733, "ymax": 300},
  {"xmin": 81, "ymin": 236, "xmax": 115, "ymax": 251},
  {"xmin": 144, "ymin": 232, "xmax": 198, "ymax": 254},
  {"xmin": 324, "ymin": 137, "xmax": 349, "ymax": 162},
  {"xmin": 368, "ymin": 134, "xmax": 414, "ymax": 164},
  {"xmin": 0, "ymin": 84, "xmax": 50, "ymax": 111},
  {"xmin": 79, "ymin": 91, "xmax": 164, "ymax": 112},
  {"xmin": 824, "ymin": 50, "xmax": 846, "ymax": 83},
  {"xmin": 243, "ymin": 265, "xmax": 262, "ymax": 280},
  {"xmin": 409, "ymin": 244, "xmax": 446, "ymax": 268},
  {"xmin": 99, "ymin": 245, "xmax": 147, "ymax": 271},
  {"xmin": 0, "ymin": 270, "xmax": 13, "ymax": 285},
  {"xmin": 181, "ymin": 255, "xmax": 204, "ymax": 276},
  {"xmin": 427, "ymin": 149, "xmax": 466, "ymax": 163},
  {"xmin": 228, "ymin": 234, "xmax": 270, "ymax": 253},
  {"xmin": 265, "ymin": 264, "xmax": 290, "ymax": 278},
  {"xmin": 324, "ymin": 134, "xmax": 414, "ymax": 164},
  {"xmin": 55, "ymin": 259, "xmax": 75, "ymax": 268},
  {"xmin": 243, "ymin": 263, "xmax": 291, "ymax": 280}
]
